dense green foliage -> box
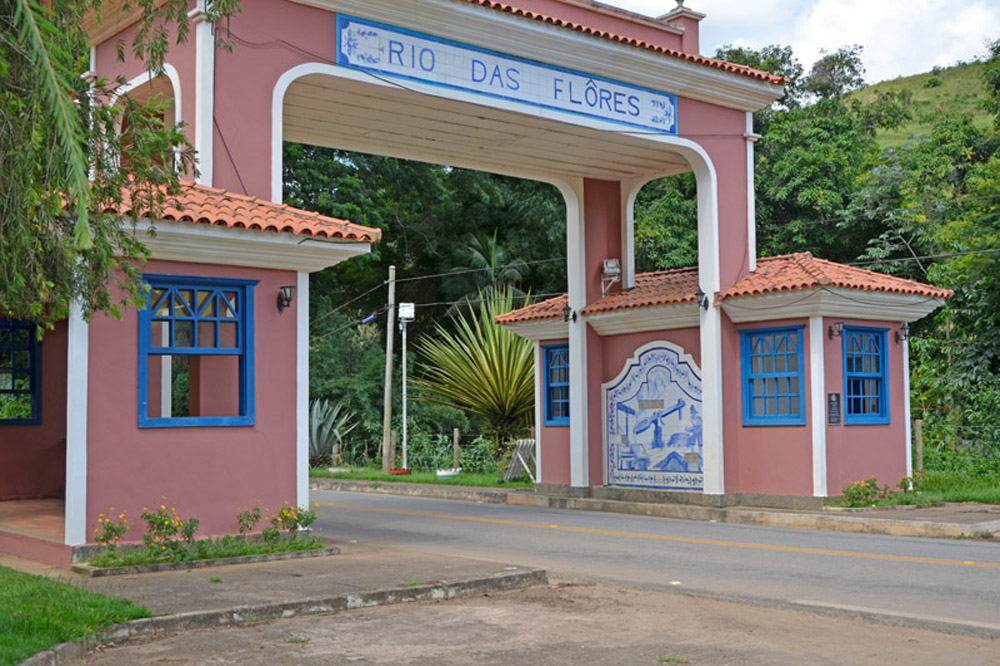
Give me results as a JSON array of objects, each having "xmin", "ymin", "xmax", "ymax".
[{"xmin": 0, "ymin": 565, "xmax": 149, "ymax": 665}]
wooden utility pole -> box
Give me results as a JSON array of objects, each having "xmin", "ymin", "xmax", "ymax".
[{"xmin": 381, "ymin": 266, "xmax": 396, "ymax": 471}]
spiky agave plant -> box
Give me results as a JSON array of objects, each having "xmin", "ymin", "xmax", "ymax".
[
  {"xmin": 309, "ymin": 399, "xmax": 358, "ymax": 467},
  {"xmin": 414, "ymin": 287, "xmax": 534, "ymax": 454}
]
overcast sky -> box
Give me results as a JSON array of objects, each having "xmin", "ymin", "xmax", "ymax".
[{"xmin": 611, "ymin": 0, "xmax": 1000, "ymax": 84}]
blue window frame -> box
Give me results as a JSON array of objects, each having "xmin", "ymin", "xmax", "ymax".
[
  {"xmin": 543, "ymin": 344, "xmax": 569, "ymax": 426},
  {"xmin": 0, "ymin": 318, "xmax": 42, "ymax": 425},
  {"xmin": 138, "ymin": 274, "xmax": 257, "ymax": 428},
  {"xmin": 843, "ymin": 326, "xmax": 889, "ymax": 424},
  {"xmin": 740, "ymin": 326, "xmax": 805, "ymax": 426}
]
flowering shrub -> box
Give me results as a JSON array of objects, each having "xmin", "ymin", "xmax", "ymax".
[
  {"xmin": 265, "ymin": 503, "xmax": 318, "ymax": 540},
  {"xmin": 140, "ymin": 504, "xmax": 199, "ymax": 557},
  {"xmin": 92, "ymin": 509, "xmax": 128, "ymax": 553}
]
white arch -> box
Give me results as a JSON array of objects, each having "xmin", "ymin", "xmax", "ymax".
[
  {"xmin": 270, "ymin": 61, "xmax": 726, "ymax": 492},
  {"xmin": 112, "ymin": 63, "xmax": 183, "ymax": 128}
]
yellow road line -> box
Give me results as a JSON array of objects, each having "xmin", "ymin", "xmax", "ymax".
[{"xmin": 317, "ymin": 502, "xmax": 1000, "ymax": 570}]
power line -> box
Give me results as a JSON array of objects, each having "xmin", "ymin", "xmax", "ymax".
[
  {"xmin": 393, "ymin": 257, "xmax": 565, "ymax": 284},
  {"xmin": 848, "ymin": 247, "xmax": 1000, "ymax": 267},
  {"xmin": 311, "ymin": 280, "xmax": 387, "ymax": 326}
]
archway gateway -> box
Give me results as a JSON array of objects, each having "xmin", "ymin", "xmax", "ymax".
[{"xmin": 3, "ymin": 0, "xmax": 940, "ymax": 566}]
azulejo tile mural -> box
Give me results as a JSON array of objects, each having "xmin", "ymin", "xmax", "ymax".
[{"xmin": 604, "ymin": 342, "xmax": 703, "ymax": 490}]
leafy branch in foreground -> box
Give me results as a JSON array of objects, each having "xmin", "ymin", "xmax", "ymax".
[{"xmin": 0, "ymin": 0, "xmax": 240, "ymax": 326}]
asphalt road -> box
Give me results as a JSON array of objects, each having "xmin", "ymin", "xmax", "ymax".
[{"xmin": 312, "ymin": 489, "xmax": 1000, "ymax": 633}]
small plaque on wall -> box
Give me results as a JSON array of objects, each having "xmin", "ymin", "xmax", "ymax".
[{"xmin": 827, "ymin": 393, "xmax": 841, "ymax": 425}]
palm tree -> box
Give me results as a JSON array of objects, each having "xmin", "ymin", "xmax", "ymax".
[
  {"xmin": 413, "ymin": 287, "xmax": 534, "ymax": 453},
  {"xmin": 442, "ymin": 232, "xmax": 527, "ymax": 315}
]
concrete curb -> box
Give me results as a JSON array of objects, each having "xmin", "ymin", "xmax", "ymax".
[
  {"xmin": 311, "ymin": 478, "xmax": 1000, "ymax": 539},
  {"xmin": 18, "ymin": 568, "xmax": 548, "ymax": 666},
  {"xmin": 71, "ymin": 546, "xmax": 341, "ymax": 577}
]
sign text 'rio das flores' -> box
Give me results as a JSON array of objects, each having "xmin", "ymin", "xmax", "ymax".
[{"xmin": 336, "ymin": 15, "xmax": 678, "ymax": 135}]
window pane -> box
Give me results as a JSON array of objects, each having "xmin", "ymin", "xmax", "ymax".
[
  {"xmin": 0, "ymin": 372, "xmax": 11, "ymax": 390},
  {"xmin": 762, "ymin": 355, "xmax": 773, "ymax": 373},
  {"xmin": 196, "ymin": 321, "xmax": 216, "ymax": 348},
  {"xmin": 221, "ymin": 291, "xmax": 239, "ymax": 318},
  {"xmin": 152, "ymin": 288, "xmax": 170, "ymax": 316},
  {"xmin": 151, "ymin": 320, "xmax": 168, "ymax": 348},
  {"xmin": 174, "ymin": 290, "xmax": 194, "ymax": 316},
  {"xmin": 198, "ymin": 291, "xmax": 216, "ymax": 317},
  {"xmin": 174, "ymin": 320, "xmax": 193, "ymax": 347},
  {"xmin": 13, "ymin": 350, "xmax": 30, "ymax": 370},
  {"xmin": 219, "ymin": 321, "xmax": 238, "ymax": 349}
]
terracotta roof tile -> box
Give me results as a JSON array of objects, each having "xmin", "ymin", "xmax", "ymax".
[
  {"xmin": 495, "ymin": 293, "xmax": 567, "ymax": 324},
  {"xmin": 582, "ymin": 266, "xmax": 699, "ymax": 314},
  {"xmin": 461, "ymin": 0, "xmax": 787, "ymax": 86},
  {"xmin": 102, "ymin": 181, "xmax": 381, "ymax": 243},
  {"xmin": 498, "ymin": 253, "xmax": 950, "ymax": 324},
  {"xmin": 718, "ymin": 252, "xmax": 953, "ymax": 301}
]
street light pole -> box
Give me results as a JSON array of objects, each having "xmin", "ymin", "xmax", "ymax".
[{"xmin": 398, "ymin": 302, "xmax": 415, "ymax": 470}]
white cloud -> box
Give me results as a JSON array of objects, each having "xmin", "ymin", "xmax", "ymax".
[{"xmin": 610, "ymin": 0, "xmax": 1000, "ymax": 82}]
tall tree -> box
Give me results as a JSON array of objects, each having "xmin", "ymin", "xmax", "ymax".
[{"xmin": 0, "ymin": 0, "xmax": 239, "ymax": 326}]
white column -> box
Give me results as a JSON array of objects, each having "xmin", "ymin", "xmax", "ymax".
[
  {"xmin": 190, "ymin": 1, "xmax": 215, "ymax": 186},
  {"xmin": 559, "ymin": 179, "xmax": 589, "ymax": 487},
  {"xmin": 745, "ymin": 112, "xmax": 760, "ymax": 273},
  {"xmin": 809, "ymin": 316, "xmax": 828, "ymax": 497},
  {"xmin": 160, "ymin": 325, "xmax": 172, "ymax": 417},
  {"xmin": 693, "ymin": 156, "xmax": 724, "ymax": 495},
  {"xmin": 296, "ymin": 271, "xmax": 310, "ymax": 508},
  {"xmin": 903, "ymin": 333, "xmax": 913, "ymax": 479},
  {"xmin": 533, "ymin": 341, "xmax": 543, "ymax": 482},
  {"xmin": 64, "ymin": 303, "xmax": 89, "ymax": 546},
  {"xmin": 620, "ymin": 177, "xmax": 644, "ymax": 290}
]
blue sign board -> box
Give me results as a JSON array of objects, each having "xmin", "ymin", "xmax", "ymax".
[{"xmin": 336, "ymin": 15, "xmax": 678, "ymax": 135}]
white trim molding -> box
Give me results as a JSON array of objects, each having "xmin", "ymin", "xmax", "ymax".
[
  {"xmin": 65, "ymin": 302, "xmax": 90, "ymax": 546},
  {"xmin": 296, "ymin": 270, "xmax": 310, "ymax": 509},
  {"xmin": 721, "ymin": 288, "xmax": 947, "ymax": 324},
  {"xmin": 809, "ymin": 316, "xmax": 828, "ymax": 497},
  {"xmin": 585, "ymin": 304, "xmax": 700, "ymax": 336},
  {"xmin": 498, "ymin": 318, "xmax": 568, "ymax": 342},
  {"xmin": 130, "ymin": 219, "xmax": 371, "ymax": 272}
]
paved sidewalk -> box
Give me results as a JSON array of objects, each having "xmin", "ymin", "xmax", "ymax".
[
  {"xmin": 6, "ymin": 542, "xmax": 545, "ymax": 666},
  {"xmin": 311, "ymin": 478, "xmax": 1000, "ymax": 539}
]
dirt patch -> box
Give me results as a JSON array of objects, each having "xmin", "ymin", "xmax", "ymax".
[{"xmin": 78, "ymin": 577, "xmax": 996, "ymax": 665}]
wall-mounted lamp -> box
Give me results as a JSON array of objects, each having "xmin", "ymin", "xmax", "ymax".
[
  {"xmin": 277, "ymin": 285, "xmax": 296, "ymax": 313},
  {"xmin": 601, "ymin": 258, "xmax": 622, "ymax": 297},
  {"xmin": 828, "ymin": 321, "xmax": 844, "ymax": 340},
  {"xmin": 895, "ymin": 322, "xmax": 910, "ymax": 344},
  {"xmin": 694, "ymin": 287, "xmax": 710, "ymax": 311},
  {"xmin": 562, "ymin": 303, "xmax": 577, "ymax": 323}
]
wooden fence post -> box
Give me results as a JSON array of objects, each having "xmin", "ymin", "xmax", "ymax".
[
  {"xmin": 453, "ymin": 428, "xmax": 460, "ymax": 469},
  {"xmin": 389, "ymin": 429, "xmax": 398, "ymax": 469}
]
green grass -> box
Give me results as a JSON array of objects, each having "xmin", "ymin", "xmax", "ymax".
[
  {"xmin": 849, "ymin": 61, "xmax": 992, "ymax": 148},
  {"xmin": 0, "ymin": 566, "xmax": 150, "ymax": 666},
  {"xmin": 310, "ymin": 467, "xmax": 533, "ymax": 488},
  {"xmin": 827, "ymin": 470, "xmax": 1000, "ymax": 507},
  {"xmin": 88, "ymin": 535, "xmax": 325, "ymax": 568}
]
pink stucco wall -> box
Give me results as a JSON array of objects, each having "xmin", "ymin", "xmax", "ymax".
[
  {"xmin": 0, "ymin": 322, "xmax": 67, "ymax": 500},
  {"xmin": 84, "ymin": 259, "xmax": 298, "ymax": 542},
  {"xmin": 95, "ymin": 19, "xmax": 197, "ymax": 151},
  {"xmin": 823, "ymin": 317, "xmax": 908, "ymax": 494},
  {"xmin": 676, "ymin": 98, "xmax": 750, "ymax": 290},
  {"xmin": 722, "ymin": 315, "xmax": 814, "ymax": 496}
]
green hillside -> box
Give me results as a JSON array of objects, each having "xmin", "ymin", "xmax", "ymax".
[{"xmin": 850, "ymin": 61, "xmax": 992, "ymax": 148}]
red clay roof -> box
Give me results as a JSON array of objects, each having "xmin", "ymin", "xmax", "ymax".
[
  {"xmin": 718, "ymin": 252, "xmax": 953, "ymax": 301},
  {"xmin": 497, "ymin": 253, "xmax": 950, "ymax": 324},
  {"xmin": 461, "ymin": 0, "xmax": 787, "ymax": 86},
  {"xmin": 101, "ymin": 182, "xmax": 381, "ymax": 243},
  {"xmin": 495, "ymin": 293, "xmax": 568, "ymax": 324},
  {"xmin": 583, "ymin": 266, "xmax": 699, "ymax": 314}
]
